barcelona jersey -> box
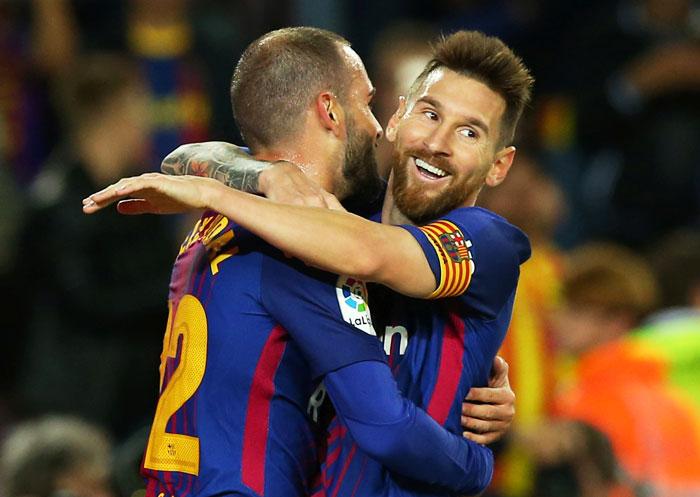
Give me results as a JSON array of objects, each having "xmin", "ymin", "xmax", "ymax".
[
  {"xmin": 322, "ymin": 207, "xmax": 531, "ymax": 497},
  {"xmin": 142, "ymin": 211, "xmax": 386, "ymax": 497}
]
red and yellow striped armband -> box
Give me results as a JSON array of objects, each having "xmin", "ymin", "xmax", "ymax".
[{"xmin": 418, "ymin": 220, "xmax": 475, "ymax": 299}]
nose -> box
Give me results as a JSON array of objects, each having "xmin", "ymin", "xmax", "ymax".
[
  {"xmin": 423, "ymin": 124, "xmax": 451, "ymax": 156},
  {"xmin": 372, "ymin": 115, "xmax": 383, "ymax": 143}
]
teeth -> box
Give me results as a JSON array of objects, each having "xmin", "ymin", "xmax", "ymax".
[{"xmin": 415, "ymin": 158, "xmax": 447, "ymax": 177}]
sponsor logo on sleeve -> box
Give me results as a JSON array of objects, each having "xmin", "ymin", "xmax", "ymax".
[{"xmin": 335, "ymin": 276, "xmax": 376, "ymax": 336}]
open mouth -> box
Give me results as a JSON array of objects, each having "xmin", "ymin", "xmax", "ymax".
[{"xmin": 414, "ymin": 157, "xmax": 450, "ymax": 180}]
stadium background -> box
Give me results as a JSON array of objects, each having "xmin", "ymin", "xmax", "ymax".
[{"xmin": 1, "ymin": 0, "xmax": 699, "ymax": 496}]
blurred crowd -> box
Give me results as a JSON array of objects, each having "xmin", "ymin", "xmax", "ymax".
[{"xmin": 1, "ymin": 0, "xmax": 699, "ymax": 496}]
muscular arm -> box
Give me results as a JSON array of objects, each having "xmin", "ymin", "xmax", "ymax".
[
  {"xmin": 325, "ymin": 361, "xmax": 493, "ymax": 495},
  {"xmin": 162, "ymin": 142, "xmax": 338, "ymax": 208},
  {"xmin": 161, "ymin": 142, "xmax": 269, "ymax": 193},
  {"xmin": 85, "ymin": 173, "xmax": 437, "ymax": 297},
  {"xmin": 202, "ymin": 182, "xmax": 437, "ymax": 297}
]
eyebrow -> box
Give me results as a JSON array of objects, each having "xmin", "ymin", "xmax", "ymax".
[{"xmin": 417, "ymin": 95, "xmax": 490, "ymax": 136}]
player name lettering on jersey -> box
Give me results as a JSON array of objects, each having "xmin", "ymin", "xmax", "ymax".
[{"xmin": 178, "ymin": 212, "xmax": 234, "ymax": 255}]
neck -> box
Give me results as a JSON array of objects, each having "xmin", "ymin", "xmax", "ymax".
[
  {"xmin": 254, "ymin": 133, "xmax": 340, "ymax": 194},
  {"xmin": 380, "ymin": 181, "xmax": 413, "ymax": 225}
]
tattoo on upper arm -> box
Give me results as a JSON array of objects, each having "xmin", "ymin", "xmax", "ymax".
[{"xmin": 161, "ymin": 142, "xmax": 271, "ymax": 193}]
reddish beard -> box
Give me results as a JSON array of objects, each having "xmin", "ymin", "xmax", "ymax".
[{"xmin": 390, "ymin": 146, "xmax": 487, "ymax": 224}]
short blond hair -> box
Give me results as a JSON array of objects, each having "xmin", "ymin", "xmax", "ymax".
[{"xmin": 563, "ymin": 242, "xmax": 658, "ymax": 320}]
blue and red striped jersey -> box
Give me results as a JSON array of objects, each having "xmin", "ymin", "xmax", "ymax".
[
  {"xmin": 322, "ymin": 207, "xmax": 531, "ymax": 497},
  {"xmin": 142, "ymin": 211, "xmax": 387, "ymax": 497}
]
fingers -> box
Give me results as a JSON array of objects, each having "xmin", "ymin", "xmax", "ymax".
[
  {"xmin": 462, "ymin": 429, "xmax": 503, "ymax": 446},
  {"xmin": 461, "ymin": 402, "xmax": 512, "ymax": 445},
  {"xmin": 290, "ymin": 177, "xmax": 329, "ymax": 208},
  {"xmin": 82, "ymin": 200, "xmax": 104, "ymax": 214},
  {"xmin": 461, "ymin": 383, "xmax": 515, "ymax": 445},
  {"xmin": 260, "ymin": 160, "xmax": 341, "ymax": 210},
  {"xmin": 82, "ymin": 177, "xmax": 139, "ymax": 211},
  {"xmin": 265, "ymin": 184, "xmax": 326, "ymax": 207},
  {"xmin": 465, "ymin": 385, "xmax": 515, "ymax": 406},
  {"xmin": 461, "ymin": 414, "xmax": 509, "ymax": 433},
  {"xmin": 462, "ymin": 397, "xmax": 514, "ymax": 422},
  {"xmin": 82, "ymin": 173, "xmax": 166, "ymax": 213},
  {"xmin": 116, "ymin": 199, "xmax": 154, "ymax": 215},
  {"xmin": 488, "ymin": 355, "xmax": 510, "ymax": 388}
]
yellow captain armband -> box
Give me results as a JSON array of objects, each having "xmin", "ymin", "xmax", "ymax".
[{"xmin": 418, "ymin": 220, "xmax": 475, "ymax": 299}]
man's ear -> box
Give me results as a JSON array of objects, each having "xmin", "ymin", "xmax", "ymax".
[
  {"xmin": 385, "ymin": 96, "xmax": 407, "ymax": 143},
  {"xmin": 316, "ymin": 92, "xmax": 344, "ymax": 137},
  {"xmin": 486, "ymin": 146, "xmax": 516, "ymax": 187}
]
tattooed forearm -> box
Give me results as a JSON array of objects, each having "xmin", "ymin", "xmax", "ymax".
[{"xmin": 161, "ymin": 141, "xmax": 272, "ymax": 193}]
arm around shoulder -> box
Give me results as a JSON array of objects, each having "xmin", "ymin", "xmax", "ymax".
[{"xmin": 349, "ymin": 221, "xmax": 438, "ymax": 298}]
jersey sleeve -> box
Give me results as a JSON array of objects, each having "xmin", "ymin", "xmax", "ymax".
[
  {"xmin": 400, "ymin": 207, "xmax": 531, "ymax": 317},
  {"xmin": 260, "ymin": 255, "xmax": 387, "ymax": 379},
  {"xmin": 325, "ymin": 360, "xmax": 493, "ymax": 494}
]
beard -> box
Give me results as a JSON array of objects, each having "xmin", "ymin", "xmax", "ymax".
[
  {"xmin": 391, "ymin": 145, "xmax": 488, "ymax": 225},
  {"xmin": 335, "ymin": 115, "xmax": 383, "ymax": 207}
]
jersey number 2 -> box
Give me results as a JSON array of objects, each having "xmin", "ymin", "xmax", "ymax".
[{"xmin": 144, "ymin": 294, "xmax": 208, "ymax": 475}]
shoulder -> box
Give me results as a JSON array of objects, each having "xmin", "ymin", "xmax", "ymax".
[
  {"xmin": 421, "ymin": 207, "xmax": 530, "ymax": 267},
  {"xmin": 416, "ymin": 206, "xmax": 531, "ymax": 269},
  {"xmin": 416, "ymin": 207, "xmax": 529, "ymax": 311},
  {"xmin": 444, "ymin": 207, "xmax": 530, "ymax": 259}
]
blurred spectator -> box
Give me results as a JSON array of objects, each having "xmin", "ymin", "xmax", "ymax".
[
  {"xmin": 534, "ymin": 243, "xmax": 700, "ymax": 496},
  {"xmin": 14, "ymin": 54, "xmax": 176, "ymax": 440},
  {"xmin": 126, "ymin": 0, "xmax": 212, "ymax": 164},
  {"xmin": 630, "ymin": 230, "xmax": 700, "ymax": 412},
  {"xmin": 0, "ymin": 415, "xmax": 114, "ymax": 497},
  {"xmin": 552, "ymin": 243, "xmax": 657, "ymax": 356},
  {"xmin": 564, "ymin": 0, "xmax": 700, "ymax": 247},
  {"xmin": 478, "ymin": 152, "xmax": 565, "ymax": 497},
  {"xmin": 19, "ymin": 0, "xmax": 216, "ymax": 167},
  {"xmin": 0, "ymin": 0, "xmax": 77, "ymax": 184},
  {"xmin": 527, "ymin": 420, "xmax": 631, "ymax": 497},
  {"xmin": 111, "ymin": 426, "xmax": 151, "ymax": 497},
  {"xmin": 649, "ymin": 229, "xmax": 700, "ymax": 319}
]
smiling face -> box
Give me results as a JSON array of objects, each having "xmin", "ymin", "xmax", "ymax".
[{"xmin": 385, "ymin": 68, "xmax": 515, "ymax": 224}]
